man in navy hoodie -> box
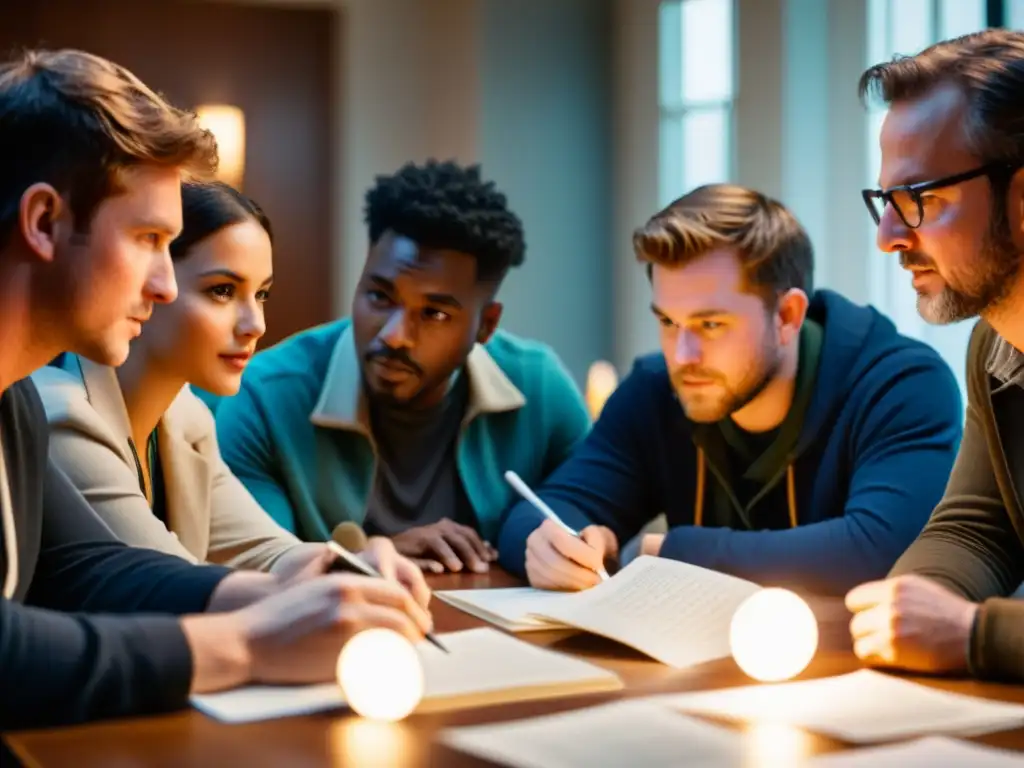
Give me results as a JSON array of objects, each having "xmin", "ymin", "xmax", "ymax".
[{"xmin": 498, "ymin": 184, "xmax": 963, "ymax": 596}]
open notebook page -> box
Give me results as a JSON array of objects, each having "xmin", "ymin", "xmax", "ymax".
[
  {"xmin": 662, "ymin": 669, "xmax": 1024, "ymax": 743},
  {"xmin": 191, "ymin": 627, "xmax": 621, "ymax": 723},
  {"xmin": 435, "ymin": 587, "xmax": 573, "ymax": 632},
  {"xmin": 528, "ymin": 555, "xmax": 761, "ymax": 668},
  {"xmin": 806, "ymin": 736, "xmax": 1024, "ymax": 767},
  {"xmin": 440, "ymin": 699, "xmax": 744, "ymax": 768}
]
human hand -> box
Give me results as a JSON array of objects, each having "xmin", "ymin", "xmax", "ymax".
[
  {"xmin": 391, "ymin": 518, "xmax": 497, "ymax": 574},
  {"xmin": 525, "ymin": 520, "xmax": 617, "ymax": 591},
  {"xmin": 240, "ymin": 573, "xmax": 434, "ymax": 686},
  {"xmin": 361, "ymin": 536, "xmax": 432, "ymax": 609},
  {"xmin": 846, "ymin": 574, "xmax": 978, "ymax": 674},
  {"xmin": 270, "ymin": 543, "xmax": 337, "ymax": 586}
]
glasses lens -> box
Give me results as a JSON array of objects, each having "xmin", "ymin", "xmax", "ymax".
[
  {"xmin": 864, "ymin": 193, "xmax": 883, "ymax": 224},
  {"xmin": 889, "ymin": 189, "xmax": 922, "ymax": 228}
]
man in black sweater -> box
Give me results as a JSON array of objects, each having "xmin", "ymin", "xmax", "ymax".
[{"xmin": 0, "ymin": 49, "xmax": 432, "ymax": 732}]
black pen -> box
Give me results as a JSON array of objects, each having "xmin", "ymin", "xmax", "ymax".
[{"xmin": 327, "ymin": 541, "xmax": 450, "ymax": 653}]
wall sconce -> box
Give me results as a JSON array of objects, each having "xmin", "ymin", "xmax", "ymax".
[
  {"xmin": 196, "ymin": 104, "xmax": 246, "ymax": 190},
  {"xmin": 585, "ymin": 360, "xmax": 618, "ymax": 420}
]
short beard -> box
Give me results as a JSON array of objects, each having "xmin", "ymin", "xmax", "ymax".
[
  {"xmin": 915, "ymin": 203, "xmax": 1020, "ymax": 325},
  {"xmin": 673, "ymin": 325, "xmax": 783, "ymax": 423}
]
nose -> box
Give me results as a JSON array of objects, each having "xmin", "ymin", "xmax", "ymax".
[
  {"xmin": 144, "ymin": 249, "xmax": 177, "ymax": 304},
  {"xmin": 673, "ymin": 329, "xmax": 702, "ymax": 367},
  {"xmin": 876, "ymin": 203, "xmax": 914, "ymax": 254},
  {"xmin": 235, "ymin": 300, "xmax": 266, "ymax": 341},
  {"xmin": 378, "ymin": 309, "xmax": 414, "ymax": 349}
]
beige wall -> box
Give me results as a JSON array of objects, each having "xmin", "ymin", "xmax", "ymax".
[{"xmin": 242, "ymin": 0, "xmax": 880, "ymax": 376}]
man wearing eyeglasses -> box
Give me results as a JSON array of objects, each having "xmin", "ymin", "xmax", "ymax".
[{"xmin": 846, "ymin": 29, "xmax": 1024, "ymax": 683}]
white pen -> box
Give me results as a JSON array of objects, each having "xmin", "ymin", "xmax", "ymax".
[
  {"xmin": 326, "ymin": 541, "xmax": 450, "ymax": 654},
  {"xmin": 503, "ymin": 470, "xmax": 610, "ymax": 581}
]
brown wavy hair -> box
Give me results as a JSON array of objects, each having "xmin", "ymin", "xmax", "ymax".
[
  {"xmin": 632, "ymin": 183, "xmax": 814, "ymax": 304},
  {"xmin": 0, "ymin": 48, "xmax": 219, "ymax": 245}
]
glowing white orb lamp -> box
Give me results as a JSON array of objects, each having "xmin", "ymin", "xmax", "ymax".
[
  {"xmin": 729, "ymin": 588, "xmax": 818, "ymax": 683},
  {"xmin": 336, "ymin": 628, "xmax": 424, "ymax": 721}
]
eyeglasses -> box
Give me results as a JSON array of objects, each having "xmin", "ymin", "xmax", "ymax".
[{"xmin": 862, "ymin": 163, "xmax": 1018, "ymax": 229}]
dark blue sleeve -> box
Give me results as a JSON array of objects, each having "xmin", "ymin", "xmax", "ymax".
[
  {"xmin": 658, "ymin": 353, "xmax": 963, "ymax": 595},
  {"xmin": 0, "ymin": 462, "xmax": 231, "ymax": 730},
  {"xmin": 28, "ymin": 461, "xmax": 230, "ymax": 615},
  {"xmin": 497, "ymin": 363, "xmax": 659, "ymax": 576}
]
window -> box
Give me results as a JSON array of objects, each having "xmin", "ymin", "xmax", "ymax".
[
  {"xmin": 1007, "ymin": 0, "xmax": 1024, "ymax": 27},
  {"xmin": 864, "ymin": 0, "xmax": 987, "ymax": 402},
  {"xmin": 658, "ymin": 0, "xmax": 735, "ymax": 206}
]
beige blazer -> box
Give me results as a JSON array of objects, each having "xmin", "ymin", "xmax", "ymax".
[{"xmin": 31, "ymin": 356, "xmax": 302, "ymax": 570}]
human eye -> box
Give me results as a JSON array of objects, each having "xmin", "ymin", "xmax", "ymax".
[
  {"xmin": 657, "ymin": 315, "xmax": 676, "ymax": 328},
  {"xmin": 423, "ymin": 308, "xmax": 451, "ymax": 322},
  {"xmin": 366, "ymin": 289, "xmax": 390, "ymax": 305},
  {"xmin": 206, "ymin": 283, "xmax": 234, "ymax": 301},
  {"xmin": 256, "ymin": 288, "xmax": 271, "ymax": 302}
]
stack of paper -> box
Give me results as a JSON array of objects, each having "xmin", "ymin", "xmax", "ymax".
[
  {"xmin": 191, "ymin": 627, "xmax": 622, "ymax": 723},
  {"xmin": 440, "ymin": 699, "xmax": 744, "ymax": 768},
  {"xmin": 662, "ymin": 669, "xmax": 1024, "ymax": 742},
  {"xmin": 437, "ymin": 555, "xmax": 762, "ymax": 668},
  {"xmin": 807, "ymin": 736, "xmax": 1024, "ymax": 767}
]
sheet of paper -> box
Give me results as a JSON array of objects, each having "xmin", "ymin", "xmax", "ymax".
[
  {"xmin": 807, "ymin": 736, "xmax": 1024, "ymax": 767},
  {"xmin": 531, "ymin": 555, "xmax": 761, "ymax": 668},
  {"xmin": 415, "ymin": 627, "xmax": 621, "ymax": 709},
  {"xmin": 191, "ymin": 627, "xmax": 621, "ymax": 723},
  {"xmin": 440, "ymin": 699, "xmax": 744, "ymax": 768},
  {"xmin": 435, "ymin": 587, "xmax": 572, "ymax": 631},
  {"xmin": 662, "ymin": 669, "xmax": 1024, "ymax": 743}
]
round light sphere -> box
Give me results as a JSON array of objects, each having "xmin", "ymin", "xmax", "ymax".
[
  {"xmin": 729, "ymin": 588, "xmax": 818, "ymax": 683},
  {"xmin": 336, "ymin": 628, "xmax": 424, "ymax": 721}
]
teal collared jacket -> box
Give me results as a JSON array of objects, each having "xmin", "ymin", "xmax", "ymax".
[{"xmin": 213, "ymin": 318, "xmax": 591, "ymax": 543}]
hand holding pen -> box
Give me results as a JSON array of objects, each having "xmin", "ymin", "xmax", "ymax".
[{"xmin": 505, "ymin": 471, "xmax": 617, "ymax": 591}]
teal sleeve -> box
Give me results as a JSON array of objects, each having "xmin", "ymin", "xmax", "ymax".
[{"xmin": 215, "ymin": 382, "xmax": 299, "ymax": 534}]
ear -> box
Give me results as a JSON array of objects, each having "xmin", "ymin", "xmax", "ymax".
[
  {"xmin": 477, "ymin": 301, "xmax": 503, "ymax": 344},
  {"xmin": 775, "ymin": 289, "xmax": 809, "ymax": 347},
  {"xmin": 19, "ymin": 183, "xmax": 65, "ymax": 263}
]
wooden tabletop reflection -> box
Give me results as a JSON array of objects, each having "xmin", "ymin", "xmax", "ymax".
[{"xmin": 7, "ymin": 568, "xmax": 1024, "ymax": 767}]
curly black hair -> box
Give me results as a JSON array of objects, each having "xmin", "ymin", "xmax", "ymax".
[{"xmin": 363, "ymin": 160, "xmax": 525, "ymax": 283}]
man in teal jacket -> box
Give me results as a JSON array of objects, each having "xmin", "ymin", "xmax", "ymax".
[{"xmin": 215, "ymin": 161, "xmax": 590, "ymax": 574}]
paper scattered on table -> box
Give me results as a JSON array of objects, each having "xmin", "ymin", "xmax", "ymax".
[
  {"xmin": 192, "ymin": 627, "xmax": 621, "ymax": 723},
  {"xmin": 661, "ymin": 669, "xmax": 1024, "ymax": 743},
  {"xmin": 440, "ymin": 699, "xmax": 744, "ymax": 768},
  {"xmin": 435, "ymin": 587, "xmax": 573, "ymax": 632},
  {"xmin": 806, "ymin": 736, "xmax": 1024, "ymax": 767}
]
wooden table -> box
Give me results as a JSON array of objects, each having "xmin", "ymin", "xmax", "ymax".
[{"xmin": 7, "ymin": 569, "xmax": 1024, "ymax": 767}]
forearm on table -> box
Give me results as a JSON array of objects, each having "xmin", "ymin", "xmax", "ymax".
[
  {"xmin": 971, "ymin": 598, "xmax": 1024, "ymax": 682},
  {"xmin": 205, "ymin": 571, "xmax": 279, "ymax": 612}
]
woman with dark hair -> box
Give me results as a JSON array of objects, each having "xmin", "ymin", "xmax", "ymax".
[{"xmin": 30, "ymin": 182, "xmax": 427, "ymax": 591}]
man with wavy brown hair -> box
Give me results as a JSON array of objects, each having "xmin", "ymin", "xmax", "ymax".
[
  {"xmin": 499, "ymin": 183, "xmax": 963, "ymax": 597},
  {"xmin": 0, "ymin": 49, "xmax": 431, "ymax": 732}
]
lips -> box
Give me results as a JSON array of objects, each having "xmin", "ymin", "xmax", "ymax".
[
  {"xmin": 219, "ymin": 352, "xmax": 253, "ymax": 371},
  {"xmin": 371, "ymin": 359, "xmax": 416, "ymax": 382}
]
